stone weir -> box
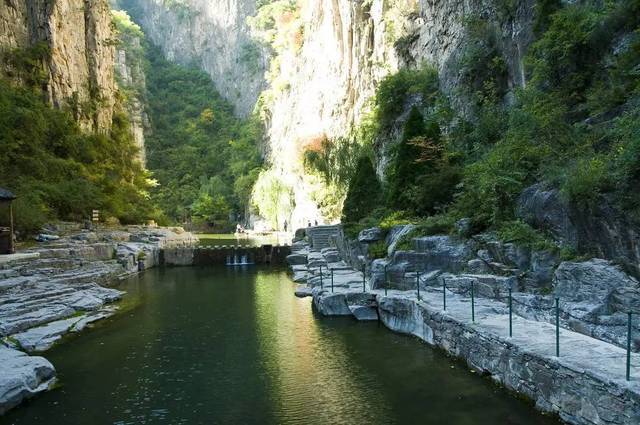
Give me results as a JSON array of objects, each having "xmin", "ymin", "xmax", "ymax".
[
  {"xmin": 161, "ymin": 245, "xmax": 292, "ymax": 267},
  {"xmin": 288, "ymin": 229, "xmax": 640, "ymax": 425}
]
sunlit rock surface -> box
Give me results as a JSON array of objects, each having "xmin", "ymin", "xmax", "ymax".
[
  {"xmin": 290, "ymin": 226, "xmax": 640, "ymax": 424},
  {"xmin": 120, "ymin": 0, "xmax": 265, "ymax": 117},
  {"xmin": 0, "ymin": 346, "xmax": 55, "ymax": 415},
  {"xmin": 0, "ymin": 0, "xmax": 117, "ymax": 132}
]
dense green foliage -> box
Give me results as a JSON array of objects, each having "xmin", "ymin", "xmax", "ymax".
[
  {"xmin": 338, "ymin": 0, "xmax": 640, "ymax": 252},
  {"xmin": 251, "ymin": 169, "xmax": 294, "ymax": 229},
  {"xmin": 0, "ymin": 78, "xmax": 155, "ymax": 234},
  {"xmin": 341, "ymin": 155, "xmax": 381, "ymax": 223},
  {"xmin": 143, "ymin": 46, "xmax": 263, "ymax": 228}
]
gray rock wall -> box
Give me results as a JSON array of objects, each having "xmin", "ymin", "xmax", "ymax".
[
  {"xmin": 517, "ymin": 183, "xmax": 640, "ymax": 277},
  {"xmin": 0, "ymin": 0, "xmax": 118, "ymax": 132},
  {"xmin": 377, "ymin": 296, "xmax": 640, "ymax": 425},
  {"xmin": 120, "ymin": 0, "xmax": 265, "ymax": 117}
]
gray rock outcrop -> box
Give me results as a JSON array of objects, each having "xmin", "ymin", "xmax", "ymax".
[
  {"xmin": 0, "ymin": 0, "xmax": 117, "ymax": 132},
  {"xmin": 517, "ymin": 183, "xmax": 640, "ymax": 276},
  {"xmin": 0, "ymin": 346, "xmax": 55, "ymax": 415}
]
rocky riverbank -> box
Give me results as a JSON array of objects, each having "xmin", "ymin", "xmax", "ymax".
[
  {"xmin": 0, "ymin": 225, "xmax": 197, "ymax": 414},
  {"xmin": 289, "ymin": 226, "xmax": 640, "ymax": 425}
]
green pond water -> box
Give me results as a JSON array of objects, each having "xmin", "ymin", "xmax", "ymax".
[{"xmin": 1, "ymin": 267, "xmax": 559, "ymax": 425}]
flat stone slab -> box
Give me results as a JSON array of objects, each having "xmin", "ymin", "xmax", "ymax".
[
  {"xmin": 10, "ymin": 307, "xmax": 116, "ymax": 352},
  {"xmin": 291, "ymin": 239, "xmax": 640, "ymax": 424},
  {"xmin": 349, "ymin": 305, "xmax": 378, "ymax": 321},
  {"xmin": 0, "ymin": 345, "xmax": 55, "ymax": 415},
  {"xmin": 0, "ymin": 253, "xmax": 40, "ymax": 265},
  {"xmin": 294, "ymin": 285, "xmax": 313, "ymax": 298}
]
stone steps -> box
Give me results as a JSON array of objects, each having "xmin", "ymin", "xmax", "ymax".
[{"xmin": 306, "ymin": 226, "xmax": 341, "ymax": 250}]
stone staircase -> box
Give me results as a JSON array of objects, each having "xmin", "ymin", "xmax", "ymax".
[{"xmin": 306, "ymin": 225, "xmax": 341, "ymax": 251}]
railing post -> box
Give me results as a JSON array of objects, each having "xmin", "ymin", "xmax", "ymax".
[
  {"xmin": 331, "ymin": 268, "xmax": 334, "ymax": 293},
  {"xmin": 627, "ymin": 312, "xmax": 632, "ymax": 381},
  {"xmin": 416, "ymin": 271, "xmax": 421, "ymax": 301},
  {"xmin": 442, "ymin": 277, "xmax": 447, "ymax": 311},
  {"xmin": 509, "ymin": 286, "xmax": 513, "ymax": 338},
  {"xmin": 555, "ymin": 297, "xmax": 560, "ymax": 357},
  {"xmin": 362, "ymin": 264, "xmax": 366, "ymax": 293},
  {"xmin": 384, "ymin": 266, "xmax": 388, "ymax": 296},
  {"xmin": 471, "ymin": 281, "xmax": 475, "ymax": 323},
  {"xmin": 320, "ymin": 265, "xmax": 323, "ymax": 289}
]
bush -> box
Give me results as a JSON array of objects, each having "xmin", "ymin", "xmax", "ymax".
[
  {"xmin": 561, "ymin": 156, "xmax": 611, "ymax": 204},
  {"xmin": 374, "ymin": 66, "xmax": 439, "ymax": 129},
  {"xmin": 367, "ymin": 240, "xmax": 388, "ymax": 259},
  {"xmin": 496, "ymin": 220, "xmax": 557, "ymax": 251}
]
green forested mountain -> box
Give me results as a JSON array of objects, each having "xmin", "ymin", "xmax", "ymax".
[
  {"xmin": 0, "ymin": 74, "xmax": 156, "ymax": 234},
  {"xmin": 143, "ymin": 46, "xmax": 264, "ymax": 228}
]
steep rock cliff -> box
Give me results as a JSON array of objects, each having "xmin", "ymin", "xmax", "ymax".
[
  {"xmin": 113, "ymin": 10, "xmax": 149, "ymax": 163},
  {"xmin": 0, "ymin": 0, "xmax": 118, "ymax": 133},
  {"xmin": 113, "ymin": 0, "xmax": 535, "ymax": 227},
  {"xmin": 262, "ymin": 0, "xmax": 535, "ymax": 227},
  {"xmin": 120, "ymin": 0, "xmax": 266, "ymax": 117}
]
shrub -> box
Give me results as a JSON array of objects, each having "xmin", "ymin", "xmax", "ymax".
[
  {"xmin": 374, "ymin": 66, "xmax": 439, "ymax": 129},
  {"xmin": 561, "ymin": 156, "xmax": 611, "ymax": 204},
  {"xmin": 496, "ymin": 220, "xmax": 557, "ymax": 251},
  {"xmin": 367, "ymin": 240, "xmax": 388, "ymax": 259}
]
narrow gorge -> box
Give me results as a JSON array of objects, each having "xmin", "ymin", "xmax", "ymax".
[{"xmin": 1, "ymin": 0, "xmax": 640, "ymax": 423}]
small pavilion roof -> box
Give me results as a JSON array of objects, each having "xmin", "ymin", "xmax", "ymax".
[{"xmin": 0, "ymin": 188, "xmax": 16, "ymax": 201}]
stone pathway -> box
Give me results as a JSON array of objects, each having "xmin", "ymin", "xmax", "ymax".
[{"xmin": 289, "ymin": 241, "xmax": 640, "ymax": 424}]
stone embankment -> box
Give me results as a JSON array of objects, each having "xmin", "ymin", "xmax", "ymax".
[
  {"xmin": 0, "ymin": 225, "xmax": 196, "ymax": 414},
  {"xmin": 288, "ymin": 226, "xmax": 640, "ymax": 425}
]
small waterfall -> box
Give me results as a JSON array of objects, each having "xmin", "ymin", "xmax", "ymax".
[{"xmin": 225, "ymin": 250, "xmax": 255, "ymax": 266}]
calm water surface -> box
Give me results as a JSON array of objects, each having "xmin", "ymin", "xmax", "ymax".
[{"xmin": 1, "ymin": 267, "xmax": 559, "ymax": 425}]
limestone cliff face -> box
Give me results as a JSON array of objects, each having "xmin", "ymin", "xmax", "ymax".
[
  {"xmin": 264, "ymin": 0, "xmax": 398, "ymax": 227},
  {"xmin": 114, "ymin": 23, "xmax": 149, "ymax": 164},
  {"xmin": 124, "ymin": 0, "xmax": 266, "ymax": 117},
  {"xmin": 263, "ymin": 0, "xmax": 535, "ymax": 227},
  {"xmin": 0, "ymin": 0, "xmax": 118, "ymax": 133},
  {"xmin": 111, "ymin": 0, "xmax": 535, "ymax": 227}
]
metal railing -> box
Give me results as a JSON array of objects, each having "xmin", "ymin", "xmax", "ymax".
[{"xmin": 361, "ymin": 267, "xmax": 637, "ymax": 381}]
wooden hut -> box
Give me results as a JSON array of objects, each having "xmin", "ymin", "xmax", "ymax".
[{"xmin": 0, "ymin": 188, "xmax": 16, "ymax": 254}]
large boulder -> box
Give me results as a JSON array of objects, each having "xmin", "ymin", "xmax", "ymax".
[
  {"xmin": 523, "ymin": 250, "xmax": 559, "ymax": 290},
  {"xmin": 386, "ymin": 225, "xmax": 416, "ymax": 255},
  {"xmin": 412, "ymin": 236, "xmax": 473, "ymax": 273},
  {"xmin": 0, "ymin": 346, "xmax": 55, "ymax": 414},
  {"xmin": 517, "ymin": 183, "xmax": 640, "ymax": 276},
  {"xmin": 554, "ymin": 259, "xmax": 640, "ymax": 316},
  {"xmin": 358, "ymin": 227, "xmax": 384, "ymax": 243},
  {"xmin": 286, "ymin": 253, "xmax": 307, "ymax": 266},
  {"xmin": 517, "ymin": 183, "xmax": 578, "ymax": 246},
  {"xmin": 312, "ymin": 290, "xmax": 352, "ymax": 316}
]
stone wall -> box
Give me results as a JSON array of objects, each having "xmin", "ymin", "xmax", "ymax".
[
  {"xmin": 377, "ymin": 296, "xmax": 640, "ymax": 425},
  {"xmin": 291, "ymin": 233, "xmax": 640, "ymax": 424}
]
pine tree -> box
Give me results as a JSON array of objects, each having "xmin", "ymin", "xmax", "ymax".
[{"xmin": 342, "ymin": 155, "xmax": 381, "ymax": 223}]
